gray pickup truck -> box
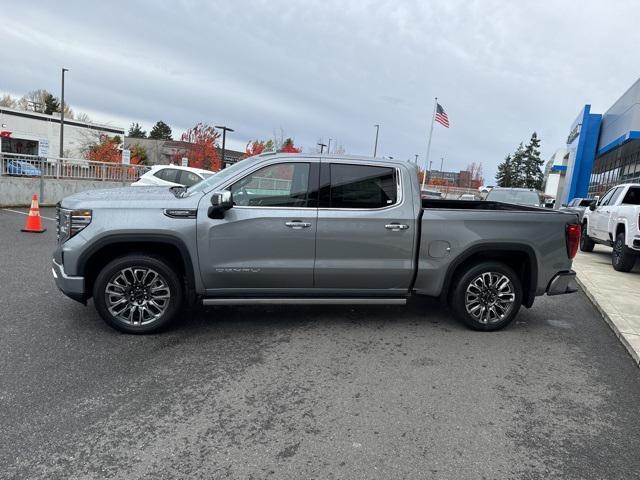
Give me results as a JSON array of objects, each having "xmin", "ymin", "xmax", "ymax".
[{"xmin": 53, "ymin": 153, "xmax": 580, "ymax": 334}]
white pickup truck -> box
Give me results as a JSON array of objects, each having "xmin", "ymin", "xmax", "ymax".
[{"xmin": 581, "ymin": 183, "xmax": 640, "ymax": 271}]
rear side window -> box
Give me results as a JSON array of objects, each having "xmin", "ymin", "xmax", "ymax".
[
  {"xmin": 179, "ymin": 170, "xmax": 202, "ymax": 187},
  {"xmin": 322, "ymin": 164, "xmax": 397, "ymax": 209},
  {"xmin": 621, "ymin": 187, "xmax": 640, "ymax": 205}
]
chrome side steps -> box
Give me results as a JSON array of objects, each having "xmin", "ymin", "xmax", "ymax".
[{"xmin": 202, "ymin": 297, "xmax": 407, "ymax": 306}]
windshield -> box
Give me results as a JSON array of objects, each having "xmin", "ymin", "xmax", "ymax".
[
  {"xmin": 486, "ymin": 189, "xmax": 541, "ymax": 205},
  {"xmin": 187, "ymin": 157, "xmax": 255, "ymax": 195}
]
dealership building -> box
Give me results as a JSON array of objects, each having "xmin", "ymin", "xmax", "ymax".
[
  {"xmin": 0, "ymin": 106, "xmax": 124, "ymax": 158},
  {"xmin": 553, "ymin": 78, "xmax": 640, "ymax": 204}
]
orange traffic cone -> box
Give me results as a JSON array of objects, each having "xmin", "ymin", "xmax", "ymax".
[{"xmin": 21, "ymin": 194, "xmax": 46, "ymax": 233}]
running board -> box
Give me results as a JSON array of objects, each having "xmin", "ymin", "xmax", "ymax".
[{"xmin": 202, "ymin": 297, "xmax": 407, "ymax": 306}]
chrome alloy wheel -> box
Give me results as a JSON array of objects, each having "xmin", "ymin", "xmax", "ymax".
[
  {"xmin": 105, "ymin": 267, "xmax": 171, "ymax": 326},
  {"xmin": 464, "ymin": 272, "xmax": 516, "ymax": 324}
]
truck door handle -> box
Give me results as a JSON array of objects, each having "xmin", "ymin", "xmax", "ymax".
[
  {"xmin": 285, "ymin": 221, "xmax": 311, "ymax": 229},
  {"xmin": 385, "ymin": 223, "xmax": 409, "ymax": 231}
]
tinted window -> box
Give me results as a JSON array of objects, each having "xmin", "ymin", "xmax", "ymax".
[
  {"xmin": 622, "ymin": 187, "xmax": 640, "ymax": 205},
  {"xmin": 485, "ymin": 189, "xmax": 541, "ymax": 206},
  {"xmin": 179, "ymin": 170, "xmax": 202, "ymax": 187},
  {"xmin": 154, "ymin": 168, "xmax": 180, "ymax": 183},
  {"xmin": 579, "ymin": 199, "xmax": 593, "ymax": 207},
  {"xmin": 230, "ymin": 162, "xmax": 310, "ymax": 207},
  {"xmin": 326, "ymin": 164, "xmax": 397, "ymax": 209}
]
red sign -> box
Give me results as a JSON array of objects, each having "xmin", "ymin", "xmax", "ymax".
[{"xmin": 0, "ymin": 131, "xmax": 11, "ymax": 138}]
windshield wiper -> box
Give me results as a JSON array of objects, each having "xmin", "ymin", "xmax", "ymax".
[{"xmin": 169, "ymin": 185, "xmax": 188, "ymax": 198}]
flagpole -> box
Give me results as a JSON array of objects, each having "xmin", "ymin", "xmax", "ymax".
[{"xmin": 421, "ymin": 97, "xmax": 438, "ymax": 190}]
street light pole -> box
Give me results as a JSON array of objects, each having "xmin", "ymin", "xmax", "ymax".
[
  {"xmin": 428, "ymin": 160, "xmax": 433, "ymax": 184},
  {"xmin": 215, "ymin": 125, "xmax": 234, "ymax": 169},
  {"xmin": 414, "ymin": 154, "xmax": 419, "ymax": 164},
  {"xmin": 59, "ymin": 68, "xmax": 69, "ymax": 158},
  {"xmin": 327, "ymin": 138, "xmax": 332, "ymax": 154},
  {"xmin": 317, "ymin": 142, "xmax": 327, "ymax": 153},
  {"xmin": 373, "ymin": 124, "xmax": 380, "ymax": 157}
]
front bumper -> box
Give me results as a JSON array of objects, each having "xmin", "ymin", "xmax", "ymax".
[
  {"xmin": 546, "ymin": 270, "xmax": 578, "ymax": 296},
  {"xmin": 52, "ymin": 259, "xmax": 86, "ymax": 304}
]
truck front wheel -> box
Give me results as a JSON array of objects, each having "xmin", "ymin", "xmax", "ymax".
[
  {"xmin": 612, "ymin": 233, "xmax": 637, "ymax": 272},
  {"xmin": 93, "ymin": 254, "xmax": 183, "ymax": 334},
  {"xmin": 451, "ymin": 262, "xmax": 522, "ymax": 331}
]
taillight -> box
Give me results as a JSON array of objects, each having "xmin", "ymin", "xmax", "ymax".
[{"xmin": 566, "ymin": 224, "xmax": 581, "ymax": 259}]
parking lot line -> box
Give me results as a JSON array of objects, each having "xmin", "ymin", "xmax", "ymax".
[{"xmin": 2, "ymin": 208, "xmax": 56, "ymax": 222}]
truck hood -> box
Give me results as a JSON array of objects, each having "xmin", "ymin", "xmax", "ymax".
[{"xmin": 60, "ymin": 186, "xmax": 202, "ymax": 209}]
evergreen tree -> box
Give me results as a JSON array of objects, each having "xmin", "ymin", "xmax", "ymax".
[
  {"xmin": 149, "ymin": 121, "xmax": 173, "ymax": 140},
  {"xmin": 522, "ymin": 132, "xmax": 544, "ymax": 190},
  {"xmin": 495, "ymin": 154, "xmax": 513, "ymax": 187},
  {"xmin": 128, "ymin": 122, "xmax": 147, "ymax": 138},
  {"xmin": 509, "ymin": 143, "xmax": 526, "ymax": 187},
  {"xmin": 43, "ymin": 93, "xmax": 60, "ymax": 115}
]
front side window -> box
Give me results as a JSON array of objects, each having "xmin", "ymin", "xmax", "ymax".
[
  {"xmin": 230, "ymin": 162, "xmax": 311, "ymax": 207},
  {"xmin": 324, "ymin": 164, "xmax": 397, "ymax": 209},
  {"xmin": 598, "ymin": 188, "xmax": 616, "ymax": 206},
  {"xmin": 601, "ymin": 187, "xmax": 622, "ymax": 206}
]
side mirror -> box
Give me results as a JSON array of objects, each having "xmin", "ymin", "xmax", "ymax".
[
  {"xmin": 208, "ymin": 190, "xmax": 233, "ymax": 219},
  {"xmin": 589, "ymin": 200, "xmax": 597, "ymax": 211},
  {"xmin": 561, "ymin": 203, "xmax": 568, "ymax": 207}
]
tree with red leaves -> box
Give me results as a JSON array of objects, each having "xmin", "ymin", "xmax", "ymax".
[
  {"xmin": 280, "ymin": 137, "xmax": 302, "ymax": 153},
  {"xmin": 245, "ymin": 140, "xmax": 266, "ymax": 158},
  {"xmin": 85, "ymin": 135, "xmax": 146, "ymax": 165},
  {"xmin": 175, "ymin": 123, "xmax": 221, "ymax": 171}
]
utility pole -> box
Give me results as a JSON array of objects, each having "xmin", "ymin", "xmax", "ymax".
[
  {"xmin": 373, "ymin": 124, "xmax": 380, "ymax": 157},
  {"xmin": 317, "ymin": 142, "xmax": 327, "ymax": 153},
  {"xmin": 215, "ymin": 125, "xmax": 234, "ymax": 169},
  {"xmin": 440, "ymin": 157, "xmax": 444, "ymax": 181},
  {"xmin": 414, "ymin": 154, "xmax": 419, "ymax": 164},
  {"xmin": 59, "ymin": 68, "xmax": 69, "ymax": 158},
  {"xmin": 428, "ymin": 160, "xmax": 433, "ymax": 185}
]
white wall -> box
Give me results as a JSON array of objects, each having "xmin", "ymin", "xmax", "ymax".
[
  {"xmin": 0, "ymin": 107, "xmax": 124, "ymax": 158},
  {"xmin": 0, "ymin": 177, "xmax": 128, "ymax": 206}
]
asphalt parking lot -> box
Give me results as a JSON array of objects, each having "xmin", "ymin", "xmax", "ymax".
[{"xmin": 2, "ymin": 207, "xmax": 640, "ymax": 480}]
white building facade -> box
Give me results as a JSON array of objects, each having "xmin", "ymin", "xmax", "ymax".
[{"xmin": 0, "ymin": 106, "xmax": 124, "ymax": 158}]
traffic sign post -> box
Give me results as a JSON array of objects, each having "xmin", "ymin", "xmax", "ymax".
[
  {"xmin": 122, "ymin": 149, "xmax": 131, "ymax": 165},
  {"xmin": 181, "ymin": 157, "xmax": 188, "ymax": 167}
]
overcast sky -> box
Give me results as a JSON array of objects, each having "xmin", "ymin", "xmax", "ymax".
[{"xmin": 2, "ymin": 0, "xmax": 639, "ymax": 181}]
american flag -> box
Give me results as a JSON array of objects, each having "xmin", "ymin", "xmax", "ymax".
[{"xmin": 435, "ymin": 103, "xmax": 449, "ymax": 128}]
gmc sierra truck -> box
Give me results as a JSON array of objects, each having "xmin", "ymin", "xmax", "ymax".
[
  {"xmin": 581, "ymin": 183, "xmax": 640, "ymax": 271},
  {"xmin": 53, "ymin": 153, "xmax": 580, "ymax": 334}
]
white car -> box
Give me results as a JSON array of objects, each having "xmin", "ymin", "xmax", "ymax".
[
  {"xmin": 132, "ymin": 165, "xmax": 216, "ymax": 188},
  {"xmin": 581, "ymin": 183, "xmax": 640, "ymax": 271}
]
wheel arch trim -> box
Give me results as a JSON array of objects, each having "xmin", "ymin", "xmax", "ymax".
[{"xmin": 77, "ymin": 233, "xmax": 197, "ymax": 291}]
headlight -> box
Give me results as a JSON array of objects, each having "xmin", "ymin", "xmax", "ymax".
[{"xmin": 57, "ymin": 204, "xmax": 92, "ymax": 243}]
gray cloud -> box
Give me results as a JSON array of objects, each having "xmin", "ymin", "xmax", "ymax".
[{"xmin": 2, "ymin": 0, "xmax": 639, "ymax": 180}]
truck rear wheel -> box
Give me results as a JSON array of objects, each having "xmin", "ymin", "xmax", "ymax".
[
  {"xmin": 93, "ymin": 254, "xmax": 183, "ymax": 334},
  {"xmin": 612, "ymin": 233, "xmax": 637, "ymax": 272},
  {"xmin": 451, "ymin": 261, "xmax": 522, "ymax": 331},
  {"xmin": 580, "ymin": 222, "xmax": 595, "ymax": 252}
]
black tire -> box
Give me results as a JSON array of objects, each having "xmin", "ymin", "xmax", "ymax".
[
  {"xmin": 93, "ymin": 254, "xmax": 183, "ymax": 334},
  {"xmin": 451, "ymin": 261, "xmax": 522, "ymax": 331},
  {"xmin": 612, "ymin": 233, "xmax": 637, "ymax": 272},
  {"xmin": 580, "ymin": 222, "xmax": 595, "ymax": 252}
]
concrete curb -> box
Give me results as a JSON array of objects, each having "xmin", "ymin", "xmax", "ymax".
[{"xmin": 575, "ymin": 275, "xmax": 640, "ymax": 367}]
